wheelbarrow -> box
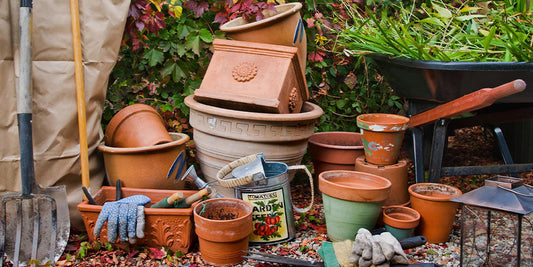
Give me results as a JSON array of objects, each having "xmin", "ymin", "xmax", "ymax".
[{"xmin": 405, "ymin": 79, "xmax": 533, "ymax": 183}]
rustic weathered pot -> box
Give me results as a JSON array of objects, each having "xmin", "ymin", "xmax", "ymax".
[
  {"xmin": 104, "ymin": 103, "xmax": 172, "ymax": 148},
  {"xmin": 409, "ymin": 183, "xmax": 462, "ymax": 244},
  {"xmin": 194, "ymin": 198, "xmax": 253, "ymax": 266},
  {"xmin": 77, "ymin": 186, "xmax": 196, "ymax": 252},
  {"xmin": 319, "ymin": 170, "xmax": 391, "ymax": 241},
  {"xmin": 382, "ymin": 205, "xmax": 420, "ymax": 241},
  {"xmin": 354, "ymin": 156, "xmax": 409, "ymax": 206},
  {"xmin": 220, "ymin": 2, "xmax": 307, "ymax": 80},
  {"xmin": 356, "ymin": 113, "xmax": 410, "ymax": 165},
  {"xmin": 308, "ymin": 131, "xmax": 364, "ymax": 178},
  {"xmin": 185, "ymin": 95, "xmax": 322, "ymax": 197},
  {"xmin": 98, "ymin": 132, "xmax": 189, "ymax": 189}
]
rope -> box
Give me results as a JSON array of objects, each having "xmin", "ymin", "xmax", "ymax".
[{"xmin": 216, "ymin": 154, "xmax": 261, "ymax": 188}]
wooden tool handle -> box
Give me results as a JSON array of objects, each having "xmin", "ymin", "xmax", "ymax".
[
  {"xmin": 167, "ymin": 191, "xmax": 184, "ymax": 204},
  {"xmin": 185, "ymin": 188, "xmax": 210, "ymax": 205},
  {"xmin": 409, "ymin": 79, "xmax": 526, "ymax": 128}
]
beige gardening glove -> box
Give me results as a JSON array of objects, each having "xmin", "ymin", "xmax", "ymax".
[{"xmin": 379, "ymin": 232, "xmax": 409, "ymax": 265}]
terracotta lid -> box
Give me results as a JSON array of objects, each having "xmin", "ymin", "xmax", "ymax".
[
  {"xmin": 382, "ymin": 206, "xmax": 420, "ymax": 229},
  {"xmin": 319, "ymin": 170, "xmax": 392, "ymax": 202},
  {"xmin": 356, "ymin": 113, "xmax": 410, "ymax": 132}
]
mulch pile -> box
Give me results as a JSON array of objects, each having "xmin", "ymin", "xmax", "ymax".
[{"xmin": 3, "ymin": 126, "xmax": 532, "ymax": 266}]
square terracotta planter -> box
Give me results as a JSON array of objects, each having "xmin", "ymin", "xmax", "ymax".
[
  {"xmin": 194, "ymin": 39, "xmax": 308, "ymax": 114},
  {"xmin": 77, "ymin": 186, "xmax": 197, "ymax": 252}
]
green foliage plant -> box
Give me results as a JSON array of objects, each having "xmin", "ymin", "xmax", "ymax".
[{"xmin": 337, "ymin": 0, "xmax": 533, "ymax": 62}]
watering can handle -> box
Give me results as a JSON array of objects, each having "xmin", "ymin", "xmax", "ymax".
[
  {"xmin": 216, "ymin": 154, "xmax": 260, "ymax": 187},
  {"xmin": 287, "ymin": 165, "xmax": 314, "ymax": 213}
]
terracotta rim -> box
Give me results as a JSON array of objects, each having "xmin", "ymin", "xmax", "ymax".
[
  {"xmin": 193, "ymin": 198, "xmax": 253, "ymax": 222},
  {"xmin": 382, "ymin": 206, "xmax": 420, "ymax": 229},
  {"xmin": 356, "ymin": 113, "xmax": 410, "ymax": 132},
  {"xmin": 408, "ymin": 183, "xmax": 462, "ymax": 201},
  {"xmin": 97, "ymin": 132, "xmax": 189, "ymax": 154},
  {"xmin": 308, "ymin": 131, "xmax": 363, "ymax": 150},
  {"xmin": 104, "ymin": 104, "xmax": 169, "ymax": 145},
  {"xmin": 319, "ymin": 170, "xmax": 392, "ymax": 202},
  {"xmin": 185, "ymin": 95, "xmax": 323, "ymax": 122},
  {"xmin": 355, "ymin": 155, "xmax": 407, "ymax": 168},
  {"xmin": 220, "ymin": 3, "xmax": 302, "ymax": 32}
]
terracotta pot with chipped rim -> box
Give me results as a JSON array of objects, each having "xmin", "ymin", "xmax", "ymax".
[
  {"xmin": 194, "ymin": 198, "xmax": 253, "ymax": 266},
  {"xmin": 185, "ymin": 95, "xmax": 322, "ymax": 197},
  {"xmin": 382, "ymin": 205, "xmax": 420, "ymax": 241},
  {"xmin": 220, "ymin": 2, "xmax": 307, "ymax": 80},
  {"xmin": 98, "ymin": 132, "xmax": 189, "ymax": 189},
  {"xmin": 308, "ymin": 131, "xmax": 364, "ymax": 178},
  {"xmin": 105, "ymin": 104, "xmax": 172, "ymax": 148},
  {"xmin": 354, "ymin": 156, "xmax": 409, "ymax": 206},
  {"xmin": 356, "ymin": 113, "xmax": 410, "ymax": 165},
  {"xmin": 408, "ymin": 183, "xmax": 462, "ymax": 244},
  {"xmin": 319, "ymin": 170, "xmax": 391, "ymax": 241}
]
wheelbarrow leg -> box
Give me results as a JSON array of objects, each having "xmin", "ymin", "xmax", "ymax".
[
  {"xmin": 411, "ymin": 127, "xmax": 426, "ymax": 183},
  {"xmin": 428, "ymin": 118, "xmax": 450, "ymax": 183}
]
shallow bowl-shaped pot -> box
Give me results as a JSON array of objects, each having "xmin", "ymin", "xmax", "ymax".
[
  {"xmin": 98, "ymin": 132, "xmax": 189, "ymax": 189},
  {"xmin": 382, "ymin": 205, "xmax": 420, "ymax": 230},
  {"xmin": 319, "ymin": 170, "xmax": 392, "ymax": 202},
  {"xmin": 308, "ymin": 131, "xmax": 364, "ymax": 165}
]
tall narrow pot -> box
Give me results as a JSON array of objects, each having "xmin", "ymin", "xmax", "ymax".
[
  {"xmin": 105, "ymin": 104, "xmax": 172, "ymax": 148},
  {"xmin": 356, "ymin": 113, "xmax": 410, "ymax": 165},
  {"xmin": 194, "ymin": 198, "xmax": 253, "ymax": 266},
  {"xmin": 185, "ymin": 95, "xmax": 322, "ymax": 197},
  {"xmin": 408, "ymin": 183, "xmax": 462, "ymax": 243},
  {"xmin": 319, "ymin": 170, "xmax": 391, "ymax": 241},
  {"xmin": 220, "ymin": 3, "xmax": 307, "ymax": 83}
]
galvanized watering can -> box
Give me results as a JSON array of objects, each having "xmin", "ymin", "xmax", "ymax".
[{"xmin": 216, "ymin": 154, "xmax": 314, "ymax": 245}]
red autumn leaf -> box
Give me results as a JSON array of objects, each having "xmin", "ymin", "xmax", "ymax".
[
  {"xmin": 308, "ymin": 223, "xmax": 328, "ymax": 234},
  {"xmin": 148, "ymin": 247, "xmax": 166, "ymax": 260},
  {"xmin": 308, "ymin": 51, "xmax": 325, "ymax": 62},
  {"xmin": 184, "ymin": 1, "xmax": 209, "ymax": 18},
  {"xmin": 214, "ymin": 12, "xmax": 228, "ymax": 24}
]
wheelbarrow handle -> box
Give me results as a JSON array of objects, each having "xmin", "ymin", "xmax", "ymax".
[{"xmin": 409, "ymin": 79, "xmax": 526, "ymax": 128}]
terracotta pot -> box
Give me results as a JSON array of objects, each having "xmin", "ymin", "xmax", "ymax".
[
  {"xmin": 382, "ymin": 206, "xmax": 420, "ymax": 241},
  {"xmin": 220, "ymin": 3, "xmax": 307, "ymax": 82},
  {"xmin": 98, "ymin": 132, "xmax": 189, "ymax": 189},
  {"xmin": 356, "ymin": 113, "xmax": 410, "ymax": 165},
  {"xmin": 185, "ymin": 95, "xmax": 322, "ymax": 197},
  {"xmin": 319, "ymin": 170, "xmax": 391, "ymax": 241},
  {"xmin": 308, "ymin": 131, "xmax": 364, "ymax": 177},
  {"xmin": 77, "ymin": 186, "xmax": 196, "ymax": 252},
  {"xmin": 104, "ymin": 104, "xmax": 172, "ymax": 148},
  {"xmin": 354, "ymin": 156, "xmax": 409, "ymax": 206},
  {"xmin": 408, "ymin": 183, "xmax": 462, "ymax": 243},
  {"xmin": 194, "ymin": 198, "xmax": 253, "ymax": 266}
]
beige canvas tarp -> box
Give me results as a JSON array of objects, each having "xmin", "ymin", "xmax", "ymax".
[{"xmin": 0, "ymin": 0, "xmax": 130, "ymax": 228}]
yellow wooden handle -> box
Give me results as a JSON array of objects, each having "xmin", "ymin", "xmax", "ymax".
[{"xmin": 167, "ymin": 191, "xmax": 184, "ymax": 204}]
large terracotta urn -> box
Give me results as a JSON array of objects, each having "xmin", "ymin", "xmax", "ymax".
[{"xmin": 185, "ymin": 95, "xmax": 322, "ymax": 197}]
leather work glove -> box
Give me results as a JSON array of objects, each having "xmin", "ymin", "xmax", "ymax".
[{"xmin": 94, "ymin": 195, "xmax": 151, "ymax": 244}]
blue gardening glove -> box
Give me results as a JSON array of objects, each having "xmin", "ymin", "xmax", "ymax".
[{"xmin": 93, "ymin": 195, "xmax": 151, "ymax": 244}]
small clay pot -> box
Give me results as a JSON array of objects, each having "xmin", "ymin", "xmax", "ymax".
[
  {"xmin": 409, "ymin": 183, "xmax": 462, "ymax": 243},
  {"xmin": 354, "ymin": 156, "xmax": 409, "ymax": 206},
  {"xmin": 319, "ymin": 170, "xmax": 391, "ymax": 241},
  {"xmin": 194, "ymin": 198, "xmax": 253, "ymax": 266},
  {"xmin": 98, "ymin": 132, "xmax": 189, "ymax": 189},
  {"xmin": 105, "ymin": 104, "xmax": 172, "ymax": 148},
  {"xmin": 308, "ymin": 131, "xmax": 364, "ymax": 175},
  {"xmin": 382, "ymin": 206, "xmax": 420, "ymax": 241},
  {"xmin": 356, "ymin": 113, "xmax": 410, "ymax": 165}
]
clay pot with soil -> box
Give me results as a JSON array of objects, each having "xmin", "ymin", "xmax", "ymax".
[
  {"xmin": 408, "ymin": 183, "xmax": 462, "ymax": 243},
  {"xmin": 308, "ymin": 131, "xmax": 364, "ymax": 177},
  {"xmin": 193, "ymin": 198, "xmax": 253, "ymax": 266},
  {"xmin": 104, "ymin": 104, "xmax": 172, "ymax": 148},
  {"xmin": 356, "ymin": 113, "xmax": 410, "ymax": 165},
  {"xmin": 319, "ymin": 170, "xmax": 391, "ymax": 241}
]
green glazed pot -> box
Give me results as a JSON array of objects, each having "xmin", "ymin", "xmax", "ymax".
[{"xmin": 322, "ymin": 193, "xmax": 384, "ymax": 241}]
